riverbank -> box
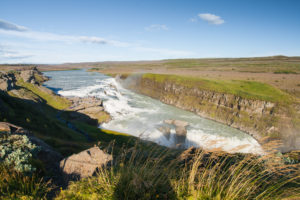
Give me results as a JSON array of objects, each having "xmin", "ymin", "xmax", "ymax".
[
  {"xmin": 0, "ymin": 67, "xmax": 133, "ymax": 155},
  {"xmin": 44, "ymin": 69, "xmax": 262, "ymax": 154},
  {"xmin": 113, "ymin": 73, "xmax": 299, "ymax": 152},
  {"xmin": 1, "ymin": 67, "xmax": 299, "ymax": 199}
]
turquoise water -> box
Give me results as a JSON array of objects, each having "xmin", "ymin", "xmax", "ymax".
[{"xmin": 43, "ymin": 69, "xmax": 262, "ymax": 154}]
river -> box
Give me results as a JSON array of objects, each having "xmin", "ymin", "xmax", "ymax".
[{"xmin": 43, "ymin": 69, "xmax": 262, "ymax": 154}]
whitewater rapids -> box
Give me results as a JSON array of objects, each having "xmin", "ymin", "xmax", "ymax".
[{"xmin": 43, "ymin": 69, "xmax": 263, "ymax": 154}]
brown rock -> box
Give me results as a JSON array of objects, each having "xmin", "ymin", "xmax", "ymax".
[
  {"xmin": 60, "ymin": 146, "xmax": 112, "ymax": 179},
  {"xmin": 0, "ymin": 122, "xmax": 28, "ymax": 134},
  {"xmin": 20, "ymin": 70, "xmax": 34, "ymax": 83},
  {"xmin": 163, "ymin": 119, "xmax": 189, "ymax": 148},
  {"xmin": 67, "ymin": 96, "xmax": 110, "ymax": 124},
  {"xmin": 0, "ymin": 122, "xmax": 11, "ymax": 132},
  {"xmin": 78, "ymin": 106, "xmax": 104, "ymax": 114},
  {"xmin": 0, "ymin": 72, "xmax": 15, "ymax": 91},
  {"xmin": 157, "ymin": 125, "xmax": 171, "ymax": 140},
  {"xmin": 175, "ymin": 126, "xmax": 187, "ymax": 136},
  {"xmin": 164, "ymin": 119, "xmax": 189, "ymax": 127},
  {"xmin": 173, "ymin": 120, "xmax": 189, "ymax": 127},
  {"xmin": 164, "ymin": 119, "xmax": 173, "ymax": 125},
  {"xmin": 19, "ymin": 67, "xmax": 48, "ymax": 85}
]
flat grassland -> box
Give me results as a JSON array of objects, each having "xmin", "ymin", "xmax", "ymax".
[
  {"xmin": 142, "ymin": 73, "xmax": 292, "ymax": 103},
  {"xmin": 87, "ymin": 56, "xmax": 300, "ymax": 99},
  {"xmin": 1, "ymin": 56, "xmax": 300, "ymax": 99}
]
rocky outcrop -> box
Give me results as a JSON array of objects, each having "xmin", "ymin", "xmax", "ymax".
[
  {"xmin": 120, "ymin": 74, "xmax": 299, "ymax": 152},
  {"xmin": 0, "ymin": 122, "xmax": 30, "ymax": 134},
  {"xmin": 157, "ymin": 125, "xmax": 171, "ymax": 139},
  {"xmin": 164, "ymin": 119, "xmax": 189, "ymax": 148},
  {"xmin": 0, "ymin": 68, "xmax": 111, "ymax": 125},
  {"xmin": 0, "ymin": 71, "xmax": 16, "ymax": 91},
  {"xmin": 0, "ymin": 122, "xmax": 11, "ymax": 132},
  {"xmin": 67, "ymin": 97, "xmax": 111, "ymax": 124},
  {"xmin": 20, "ymin": 70, "xmax": 36, "ymax": 84},
  {"xmin": 60, "ymin": 146, "xmax": 112, "ymax": 179},
  {"xmin": 0, "ymin": 67, "xmax": 49, "ymax": 92},
  {"xmin": 19, "ymin": 66, "xmax": 49, "ymax": 84}
]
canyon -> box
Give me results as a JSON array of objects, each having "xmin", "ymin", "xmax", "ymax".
[{"xmin": 119, "ymin": 73, "xmax": 300, "ymax": 152}]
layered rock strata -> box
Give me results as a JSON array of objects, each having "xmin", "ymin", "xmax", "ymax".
[{"xmin": 119, "ymin": 75, "xmax": 299, "ymax": 152}]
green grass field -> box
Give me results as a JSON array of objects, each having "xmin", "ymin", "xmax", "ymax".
[
  {"xmin": 16, "ymin": 79, "xmax": 71, "ymax": 110},
  {"xmin": 143, "ymin": 73, "xmax": 293, "ymax": 103}
]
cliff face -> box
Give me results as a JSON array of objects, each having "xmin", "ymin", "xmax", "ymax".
[
  {"xmin": 120, "ymin": 74, "xmax": 300, "ymax": 152},
  {"xmin": 0, "ymin": 67, "xmax": 48, "ymax": 91},
  {"xmin": 0, "ymin": 68, "xmax": 110, "ymax": 125},
  {"xmin": 0, "ymin": 71, "xmax": 16, "ymax": 91}
]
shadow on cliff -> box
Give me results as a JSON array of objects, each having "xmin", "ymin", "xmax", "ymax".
[{"xmin": 0, "ymin": 89, "xmax": 135, "ymax": 156}]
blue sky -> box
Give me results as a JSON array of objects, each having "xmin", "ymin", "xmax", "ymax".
[{"xmin": 0, "ymin": 0, "xmax": 300, "ymax": 64}]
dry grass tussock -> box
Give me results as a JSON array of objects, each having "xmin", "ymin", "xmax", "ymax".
[
  {"xmin": 0, "ymin": 164, "xmax": 51, "ymax": 200},
  {"xmin": 56, "ymin": 141, "xmax": 300, "ymax": 200}
]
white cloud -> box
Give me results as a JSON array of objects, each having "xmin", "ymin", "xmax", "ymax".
[
  {"xmin": 0, "ymin": 45, "xmax": 32, "ymax": 60},
  {"xmin": 0, "ymin": 19, "xmax": 28, "ymax": 32},
  {"xmin": 0, "ymin": 18, "xmax": 130, "ymax": 47},
  {"xmin": 0, "ymin": 29, "xmax": 131, "ymax": 47},
  {"xmin": 198, "ymin": 13, "xmax": 224, "ymax": 25},
  {"xmin": 79, "ymin": 36, "xmax": 108, "ymax": 44},
  {"xmin": 0, "ymin": 19, "xmax": 195, "ymax": 62},
  {"xmin": 1, "ymin": 53, "xmax": 32, "ymax": 59},
  {"xmin": 78, "ymin": 36, "xmax": 130, "ymax": 47},
  {"xmin": 145, "ymin": 24, "xmax": 168, "ymax": 31}
]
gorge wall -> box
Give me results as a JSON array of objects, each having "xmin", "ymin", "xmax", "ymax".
[{"xmin": 119, "ymin": 74, "xmax": 300, "ymax": 152}]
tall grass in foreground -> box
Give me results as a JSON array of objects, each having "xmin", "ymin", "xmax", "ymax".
[
  {"xmin": 56, "ymin": 143, "xmax": 300, "ymax": 200},
  {"xmin": 174, "ymin": 150, "xmax": 299, "ymax": 200},
  {"xmin": 0, "ymin": 164, "xmax": 51, "ymax": 200}
]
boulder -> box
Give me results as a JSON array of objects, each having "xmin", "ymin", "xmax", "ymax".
[
  {"xmin": 164, "ymin": 119, "xmax": 173, "ymax": 125},
  {"xmin": 164, "ymin": 119, "xmax": 189, "ymax": 127},
  {"xmin": 68, "ymin": 96, "xmax": 102, "ymax": 111},
  {"xmin": 0, "ymin": 122, "xmax": 11, "ymax": 133},
  {"xmin": 157, "ymin": 125, "xmax": 171, "ymax": 140},
  {"xmin": 174, "ymin": 120, "xmax": 189, "ymax": 127},
  {"xmin": 0, "ymin": 122, "xmax": 29, "ymax": 134},
  {"xmin": 174, "ymin": 127, "xmax": 187, "ymax": 148},
  {"xmin": 164, "ymin": 119, "xmax": 189, "ymax": 148},
  {"xmin": 60, "ymin": 146, "xmax": 112, "ymax": 179},
  {"xmin": 175, "ymin": 126, "xmax": 187, "ymax": 136},
  {"xmin": 68, "ymin": 97, "xmax": 110, "ymax": 124}
]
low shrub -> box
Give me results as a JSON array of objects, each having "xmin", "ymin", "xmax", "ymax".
[{"xmin": 0, "ymin": 133, "xmax": 40, "ymax": 173}]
